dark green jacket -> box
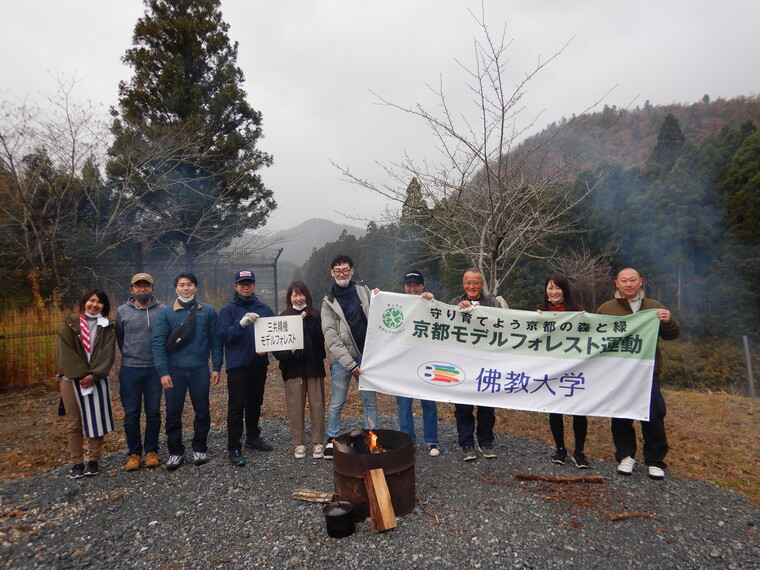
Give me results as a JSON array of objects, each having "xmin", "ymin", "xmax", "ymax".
[{"xmin": 56, "ymin": 314, "xmax": 117, "ymax": 380}]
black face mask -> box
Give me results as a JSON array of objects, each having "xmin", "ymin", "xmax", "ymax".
[
  {"xmin": 135, "ymin": 293, "xmax": 152, "ymax": 305},
  {"xmin": 235, "ymin": 291, "xmax": 254, "ymax": 303}
]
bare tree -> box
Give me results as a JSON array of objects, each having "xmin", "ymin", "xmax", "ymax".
[
  {"xmin": 550, "ymin": 243, "xmax": 617, "ymax": 310},
  {"xmin": 0, "ymin": 77, "xmax": 107, "ymax": 292},
  {"xmin": 0, "ymin": 77, "xmax": 251, "ymax": 298},
  {"xmin": 336, "ymin": 10, "xmax": 604, "ymax": 295}
]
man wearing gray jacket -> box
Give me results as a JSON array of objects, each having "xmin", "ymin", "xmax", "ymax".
[
  {"xmin": 115, "ymin": 273, "xmax": 164, "ymax": 472},
  {"xmin": 321, "ymin": 255, "xmax": 378, "ymax": 458}
]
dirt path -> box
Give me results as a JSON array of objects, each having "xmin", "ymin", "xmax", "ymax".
[
  {"xmin": 1, "ymin": 371, "xmax": 758, "ymax": 509},
  {"xmin": 0, "ymin": 369, "xmax": 401, "ymax": 481}
]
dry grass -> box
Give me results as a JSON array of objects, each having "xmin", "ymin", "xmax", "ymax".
[
  {"xmin": 490, "ymin": 388, "xmax": 760, "ymax": 506},
  {"xmin": 0, "ymin": 306, "xmax": 67, "ymax": 389},
  {"xmin": 0, "ymin": 375, "xmax": 757, "ymax": 507}
]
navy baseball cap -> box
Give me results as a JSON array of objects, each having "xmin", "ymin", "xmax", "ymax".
[{"xmin": 235, "ymin": 269, "xmax": 256, "ymax": 283}]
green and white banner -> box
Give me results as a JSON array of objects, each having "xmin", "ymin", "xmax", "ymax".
[{"xmin": 360, "ymin": 292, "xmax": 660, "ymax": 420}]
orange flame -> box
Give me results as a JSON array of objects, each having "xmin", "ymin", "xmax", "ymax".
[{"xmin": 366, "ymin": 430, "xmax": 385, "ymax": 453}]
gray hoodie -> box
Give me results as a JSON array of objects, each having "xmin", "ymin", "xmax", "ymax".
[{"xmin": 116, "ymin": 296, "xmax": 164, "ymax": 368}]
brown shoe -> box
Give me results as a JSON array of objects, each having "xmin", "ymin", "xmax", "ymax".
[
  {"xmin": 125, "ymin": 454, "xmax": 141, "ymax": 471},
  {"xmin": 145, "ymin": 451, "xmax": 160, "ymax": 468}
]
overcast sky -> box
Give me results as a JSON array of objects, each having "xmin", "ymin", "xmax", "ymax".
[{"xmin": 3, "ymin": 1, "xmax": 758, "ymax": 231}]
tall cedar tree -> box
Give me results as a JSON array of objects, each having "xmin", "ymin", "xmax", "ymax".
[
  {"xmin": 107, "ymin": 0, "xmax": 274, "ymax": 263},
  {"xmin": 641, "ymin": 113, "xmax": 686, "ymax": 182}
]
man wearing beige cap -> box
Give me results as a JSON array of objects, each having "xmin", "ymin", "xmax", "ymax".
[{"xmin": 115, "ymin": 273, "xmax": 164, "ymax": 471}]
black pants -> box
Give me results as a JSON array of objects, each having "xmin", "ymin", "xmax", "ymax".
[
  {"xmin": 455, "ymin": 404, "xmax": 495, "ymax": 448},
  {"xmin": 549, "ymin": 413, "xmax": 588, "ymax": 452},
  {"xmin": 611, "ymin": 378, "xmax": 668, "ymax": 468},
  {"xmin": 227, "ymin": 364, "xmax": 267, "ymax": 451}
]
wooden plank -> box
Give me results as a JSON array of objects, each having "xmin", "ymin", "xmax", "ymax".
[
  {"xmin": 291, "ymin": 488, "xmax": 334, "ymax": 503},
  {"xmin": 363, "ymin": 468, "xmax": 397, "ymax": 532}
]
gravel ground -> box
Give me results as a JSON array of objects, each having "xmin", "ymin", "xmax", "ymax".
[{"xmin": 1, "ymin": 417, "xmax": 758, "ymax": 569}]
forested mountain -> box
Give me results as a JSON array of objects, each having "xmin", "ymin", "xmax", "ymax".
[
  {"xmin": 526, "ymin": 95, "xmax": 760, "ymax": 171},
  {"xmin": 296, "ymin": 96, "xmax": 760, "ymax": 339},
  {"xmin": 270, "ymin": 219, "xmax": 366, "ymax": 265}
]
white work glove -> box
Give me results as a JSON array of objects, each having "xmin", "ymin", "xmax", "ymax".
[{"xmin": 239, "ymin": 312, "xmax": 260, "ymax": 327}]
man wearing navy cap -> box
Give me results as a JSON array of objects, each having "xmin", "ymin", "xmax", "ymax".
[
  {"xmin": 397, "ymin": 270, "xmax": 440, "ymax": 456},
  {"xmin": 217, "ymin": 269, "xmax": 275, "ymax": 466}
]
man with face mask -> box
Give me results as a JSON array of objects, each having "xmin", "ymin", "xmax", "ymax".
[
  {"xmin": 321, "ymin": 255, "xmax": 378, "ymax": 459},
  {"xmin": 152, "ymin": 272, "xmax": 223, "ymax": 471},
  {"xmin": 115, "ymin": 273, "xmax": 164, "ymax": 472}
]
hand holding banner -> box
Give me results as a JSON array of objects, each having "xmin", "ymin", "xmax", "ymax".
[{"xmin": 360, "ymin": 292, "xmax": 660, "ymax": 420}]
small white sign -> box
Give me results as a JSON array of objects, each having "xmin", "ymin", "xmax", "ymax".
[{"xmin": 254, "ymin": 315, "xmax": 304, "ymax": 352}]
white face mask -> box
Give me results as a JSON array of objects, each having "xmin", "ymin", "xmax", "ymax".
[
  {"xmin": 292, "ymin": 303, "xmax": 307, "ymax": 311},
  {"xmin": 178, "ymin": 294, "xmax": 195, "ymax": 303},
  {"xmin": 334, "ymin": 278, "xmax": 351, "ymax": 287},
  {"xmin": 84, "ymin": 312, "xmax": 101, "ymax": 318}
]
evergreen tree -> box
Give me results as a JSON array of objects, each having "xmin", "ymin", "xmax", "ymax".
[
  {"xmin": 641, "ymin": 113, "xmax": 686, "ymax": 182},
  {"xmin": 711, "ymin": 131, "xmax": 760, "ymax": 332},
  {"xmin": 722, "ymin": 132, "xmax": 760, "ymax": 244},
  {"xmin": 107, "ymin": 0, "xmax": 274, "ymax": 266}
]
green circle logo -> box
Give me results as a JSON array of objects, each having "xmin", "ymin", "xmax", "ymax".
[{"xmin": 382, "ymin": 307, "xmax": 404, "ymax": 329}]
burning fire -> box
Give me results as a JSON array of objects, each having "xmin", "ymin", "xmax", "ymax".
[{"xmin": 366, "ymin": 430, "xmax": 385, "ymax": 453}]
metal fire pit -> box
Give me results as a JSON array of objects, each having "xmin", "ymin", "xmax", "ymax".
[{"xmin": 332, "ymin": 429, "xmax": 415, "ymax": 521}]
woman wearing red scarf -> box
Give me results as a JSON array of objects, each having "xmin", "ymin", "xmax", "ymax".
[
  {"xmin": 537, "ymin": 274, "xmax": 590, "ymax": 469},
  {"xmin": 56, "ymin": 289, "xmax": 117, "ymax": 479}
]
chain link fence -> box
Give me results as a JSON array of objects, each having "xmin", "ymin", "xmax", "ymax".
[{"xmin": 0, "ymin": 245, "xmax": 283, "ymax": 389}]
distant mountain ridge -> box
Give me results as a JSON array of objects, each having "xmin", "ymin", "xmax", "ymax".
[
  {"xmin": 269, "ymin": 218, "xmax": 366, "ymax": 265},
  {"xmin": 522, "ymin": 95, "xmax": 760, "ymax": 171}
]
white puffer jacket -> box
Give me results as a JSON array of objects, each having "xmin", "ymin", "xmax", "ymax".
[{"xmin": 320, "ymin": 281, "xmax": 372, "ymax": 373}]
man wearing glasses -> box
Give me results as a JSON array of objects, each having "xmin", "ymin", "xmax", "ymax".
[
  {"xmin": 115, "ymin": 273, "xmax": 164, "ymax": 472},
  {"xmin": 321, "ymin": 255, "xmax": 378, "ymax": 459},
  {"xmin": 217, "ymin": 269, "xmax": 276, "ymax": 466},
  {"xmin": 449, "ymin": 268, "xmax": 502, "ymax": 462}
]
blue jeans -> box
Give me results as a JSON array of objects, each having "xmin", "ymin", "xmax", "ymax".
[
  {"xmin": 396, "ymin": 396, "xmax": 438, "ymax": 445},
  {"xmin": 327, "ymin": 358, "xmax": 378, "ymax": 439},
  {"xmin": 119, "ymin": 366, "xmax": 162, "ymax": 456},
  {"xmin": 164, "ymin": 365, "xmax": 211, "ymax": 455}
]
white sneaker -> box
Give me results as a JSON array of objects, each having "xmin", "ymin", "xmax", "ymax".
[
  {"xmin": 192, "ymin": 451, "xmax": 209, "ymax": 466},
  {"xmin": 312, "ymin": 444, "xmax": 325, "ymax": 459},
  {"xmin": 294, "ymin": 445, "xmax": 307, "ymax": 459},
  {"xmin": 166, "ymin": 455, "xmax": 184, "ymax": 471},
  {"xmin": 617, "ymin": 456, "xmax": 636, "ymax": 475},
  {"xmin": 427, "ymin": 444, "xmax": 440, "ymax": 457},
  {"xmin": 648, "ymin": 465, "xmax": 665, "ymax": 480}
]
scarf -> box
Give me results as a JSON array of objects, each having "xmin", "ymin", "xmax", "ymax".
[{"xmin": 79, "ymin": 315, "xmax": 92, "ymax": 359}]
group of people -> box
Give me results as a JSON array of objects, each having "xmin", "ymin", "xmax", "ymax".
[
  {"xmin": 57, "ymin": 270, "xmax": 282, "ymax": 478},
  {"xmin": 56, "ymin": 256, "xmax": 679, "ymax": 482},
  {"xmin": 440, "ymin": 266, "xmax": 679, "ymax": 481}
]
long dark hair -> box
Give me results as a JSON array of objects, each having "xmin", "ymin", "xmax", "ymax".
[
  {"xmin": 79, "ymin": 288, "xmax": 111, "ymax": 317},
  {"xmin": 539, "ymin": 273, "xmax": 583, "ymax": 311},
  {"xmin": 283, "ymin": 281, "xmax": 316, "ymax": 317}
]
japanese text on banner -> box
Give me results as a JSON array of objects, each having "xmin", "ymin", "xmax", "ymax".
[
  {"xmin": 254, "ymin": 315, "xmax": 304, "ymax": 352},
  {"xmin": 359, "ymin": 292, "xmax": 661, "ymax": 420}
]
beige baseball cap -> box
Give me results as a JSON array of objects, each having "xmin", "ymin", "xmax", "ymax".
[{"xmin": 130, "ymin": 273, "xmax": 154, "ymax": 285}]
